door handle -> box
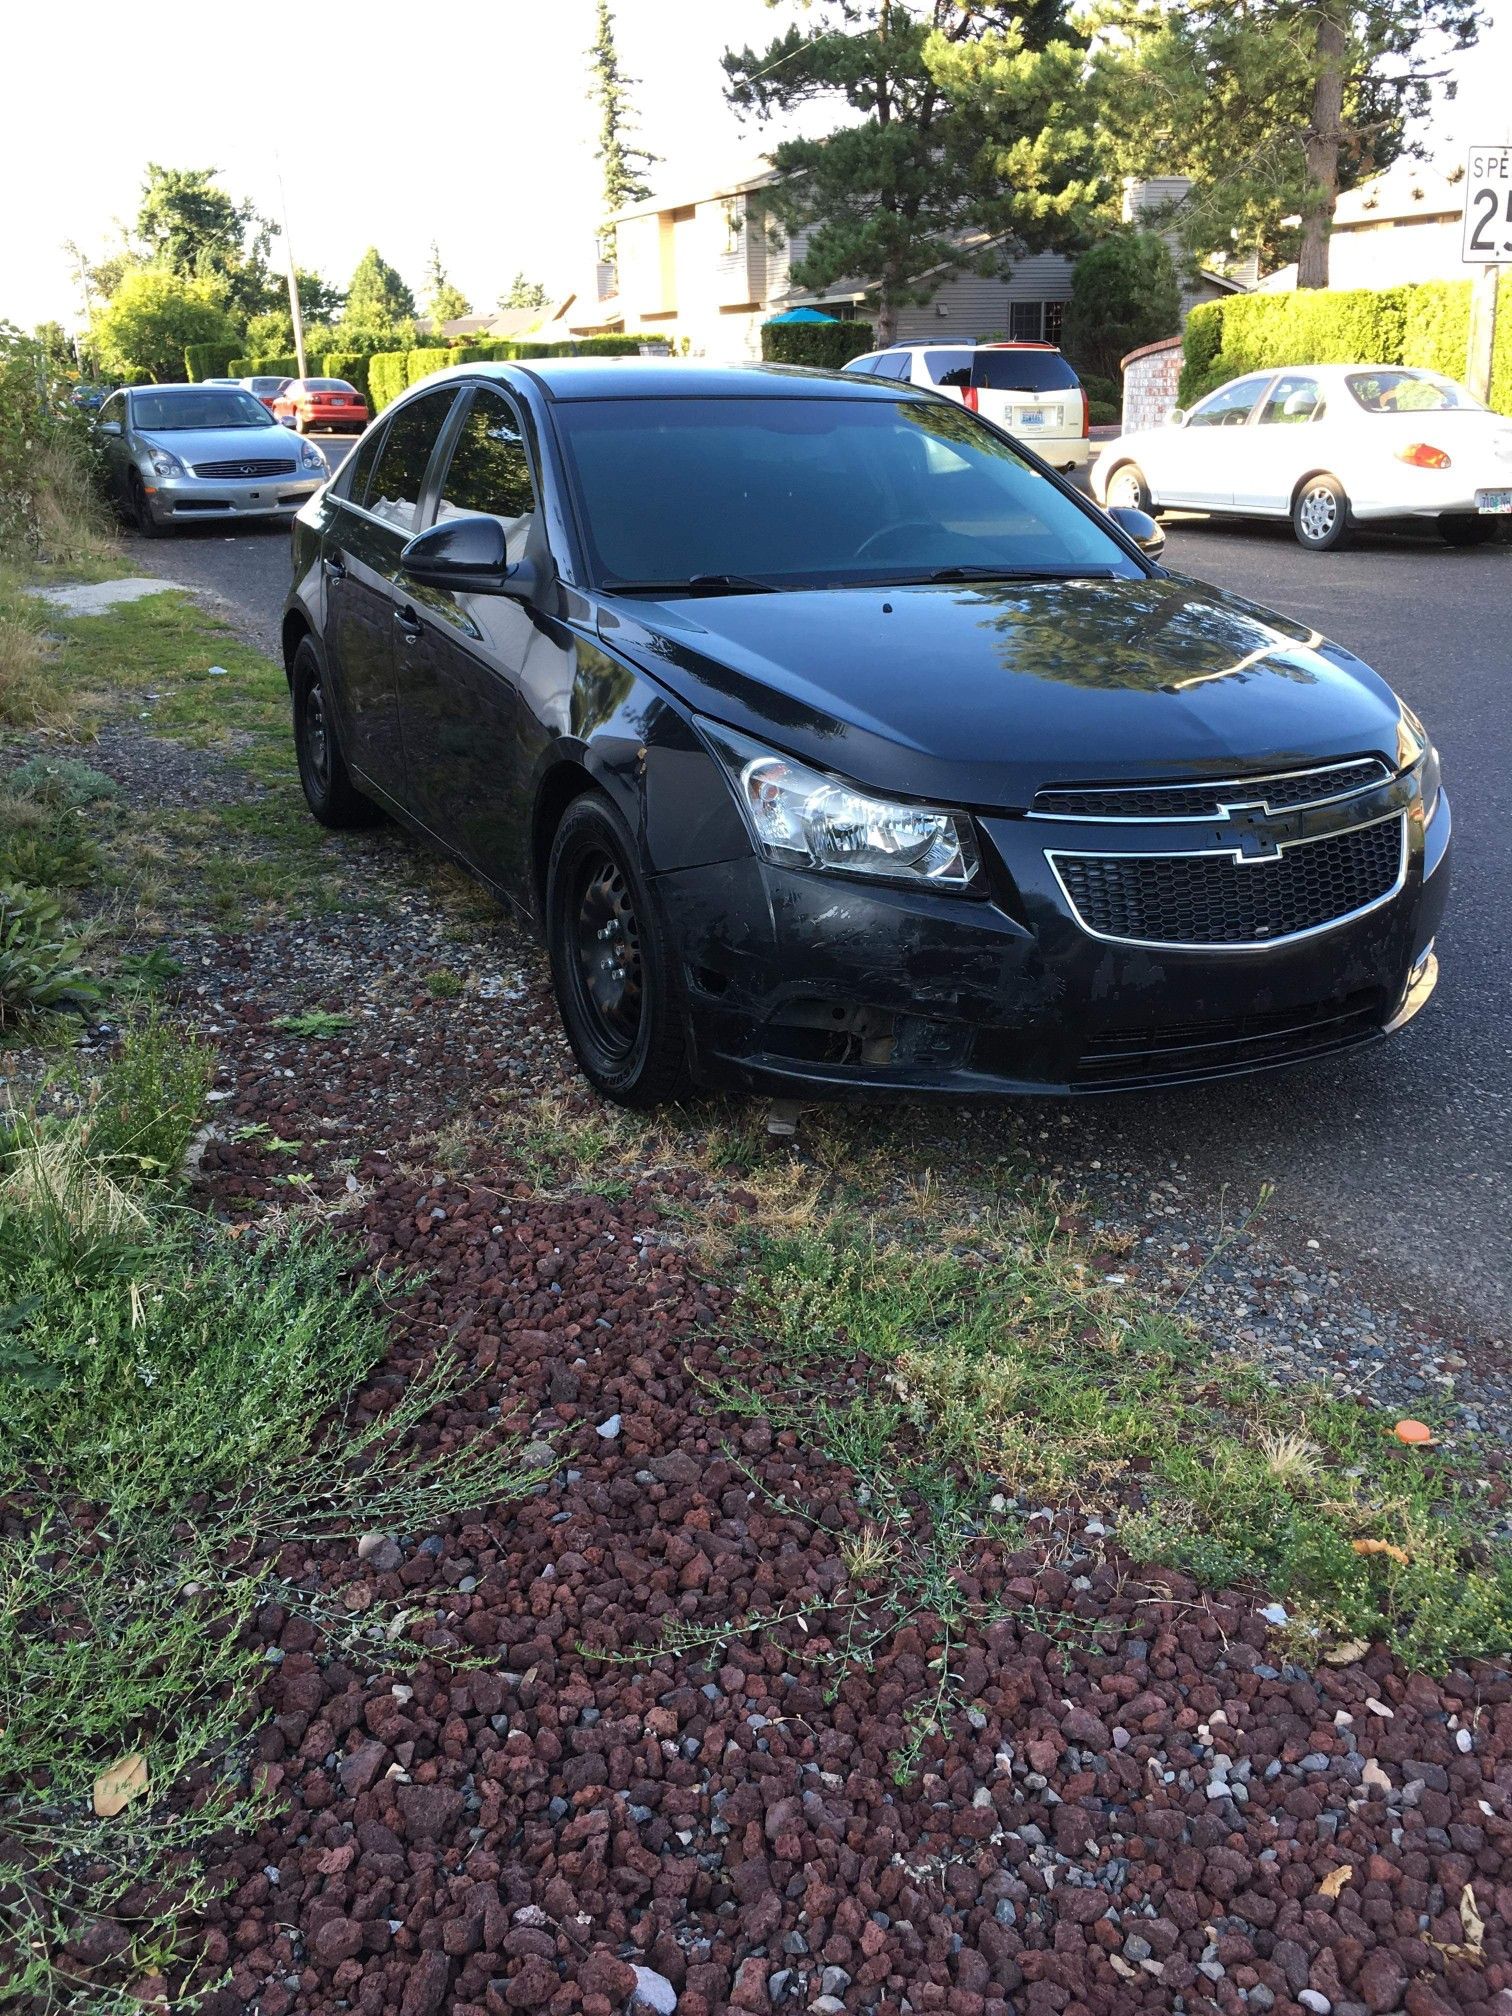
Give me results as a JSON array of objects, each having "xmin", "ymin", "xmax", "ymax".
[
  {"xmin": 393, "ymin": 604, "xmax": 423, "ymax": 642},
  {"xmin": 322, "ymin": 554, "xmax": 347, "ymax": 582}
]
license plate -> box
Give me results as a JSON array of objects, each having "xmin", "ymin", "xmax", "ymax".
[
  {"xmin": 1476, "ymin": 487, "xmax": 1512, "ymax": 513},
  {"xmin": 1017, "ymin": 410, "xmax": 1047, "ymax": 428}
]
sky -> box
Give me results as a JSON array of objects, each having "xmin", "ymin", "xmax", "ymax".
[{"xmin": 4, "ymin": 0, "xmax": 1510, "ymax": 333}]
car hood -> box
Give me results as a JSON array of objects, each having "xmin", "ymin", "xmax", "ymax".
[
  {"xmin": 597, "ymin": 574, "xmax": 1407, "ymax": 811},
  {"xmin": 136, "ymin": 425, "xmax": 302, "ymax": 464}
]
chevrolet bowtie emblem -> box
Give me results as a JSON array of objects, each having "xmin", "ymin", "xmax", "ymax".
[{"xmin": 1218, "ymin": 802, "xmax": 1284, "ymax": 861}]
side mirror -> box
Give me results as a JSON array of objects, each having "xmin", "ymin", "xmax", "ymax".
[
  {"xmin": 1107, "ymin": 504, "xmax": 1166, "ymax": 560},
  {"xmin": 400, "ymin": 513, "xmax": 536, "ymax": 598},
  {"xmin": 277, "ymin": 413, "xmax": 296, "ymax": 428},
  {"xmin": 96, "ymin": 420, "xmax": 120, "ymax": 436},
  {"xmin": 1166, "ymin": 407, "xmax": 1188, "ymax": 428}
]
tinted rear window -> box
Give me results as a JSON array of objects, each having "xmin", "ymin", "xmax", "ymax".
[
  {"xmin": 973, "ymin": 351, "xmax": 1079, "ymax": 393},
  {"xmin": 303, "ymin": 379, "xmax": 357, "ymax": 392}
]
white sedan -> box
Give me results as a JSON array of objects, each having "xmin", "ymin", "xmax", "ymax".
[{"xmin": 1091, "ymin": 364, "xmax": 1512, "ymax": 552}]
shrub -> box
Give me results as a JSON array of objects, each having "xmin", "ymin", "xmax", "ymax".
[
  {"xmin": 246, "ymin": 352, "xmax": 300, "ymax": 381},
  {"xmin": 1088, "ymin": 400, "xmax": 1119, "ymax": 427},
  {"xmin": 406, "ymin": 346, "xmax": 453, "ymax": 386},
  {"xmin": 76, "ymin": 1014, "xmax": 215, "ymax": 1189},
  {"xmin": 0, "ymin": 322, "xmax": 105, "ymax": 560},
  {"xmin": 369, "ymin": 350, "xmax": 408, "ymax": 412},
  {"xmin": 183, "ymin": 341, "xmax": 240, "ymax": 382},
  {"xmin": 760, "ymin": 321, "xmax": 876, "ymax": 369},
  {"xmin": 1174, "ymin": 279, "xmax": 1512, "ymax": 408},
  {"xmin": 89, "ymin": 268, "xmax": 239, "ymax": 385},
  {"xmin": 1063, "ymin": 233, "xmax": 1181, "ymax": 381},
  {"xmin": 321, "ymin": 350, "xmax": 372, "ymax": 404}
]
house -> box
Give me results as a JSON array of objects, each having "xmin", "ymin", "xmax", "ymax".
[
  {"xmin": 1255, "ymin": 163, "xmax": 1469, "ymax": 291},
  {"xmin": 1120, "ymin": 176, "xmax": 1259, "ymax": 307},
  {"xmin": 413, "ymin": 307, "xmax": 560, "ymax": 342},
  {"xmin": 545, "ymin": 161, "xmax": 1086, "ymax": 361}
]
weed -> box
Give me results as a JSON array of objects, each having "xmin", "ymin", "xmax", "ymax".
[
  {"xmin": 273, "ymin": 1008, "xmax": 353, "ymax": 1039},
  {"xmin": 424, "ymin": 968, "xmax": 465, "ymax": 998},
  {"xmin": 0, "ymin": 882, "xmax": 102, "ymax": 1030}
]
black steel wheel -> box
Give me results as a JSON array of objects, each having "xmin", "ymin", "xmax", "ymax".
[
  {"xmin": 546, "ymin": 793, "xmax": 688, "ymax": 1107},
  {"xmin": 292, "ymin": 637, "xmax": 377, "ymax": 828}
]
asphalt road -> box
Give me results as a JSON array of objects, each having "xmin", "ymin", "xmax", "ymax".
[{"xmin": 122, "ymin": 453, "xmax": 1512, "ymax": 1342}]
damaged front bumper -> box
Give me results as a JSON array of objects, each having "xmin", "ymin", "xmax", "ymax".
[{"xmin": 653, "ymin": 786, "xmax": 1451, "ymax": 1098}]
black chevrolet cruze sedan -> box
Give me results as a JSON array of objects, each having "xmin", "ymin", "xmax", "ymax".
[{"xmin": 281, "ymin": 359, "xmax": 1449, "ymax": 1107}]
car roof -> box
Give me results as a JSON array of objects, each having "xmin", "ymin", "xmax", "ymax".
[{"xmin": 455, "ymin": 358, "xmax": 928, "ymax": 403}]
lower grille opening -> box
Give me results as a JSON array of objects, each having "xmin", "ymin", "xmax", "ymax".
[
  {"xmin": 760, "ymin": 1001, "xmax": 895, "ymax": 1066},
  {"xmin": 1074, "ymin": 988, "xmax": 1386, "ymax": 1085}
]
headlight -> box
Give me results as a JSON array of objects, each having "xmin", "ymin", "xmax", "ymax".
[
  {"xmin": 147, "ymin": 446, "xmax": 185, "ymax": 477},
  {"xmin": 697, "ymin": 718, "xmax": 980, "ymax": 889},
  {"xmin": 1396, "ymin": 701, "xmax": 1441, "ymax": 819},
  {"xmin": 298, "ymin": 440, "xmax": 325, "ymax": 472}
]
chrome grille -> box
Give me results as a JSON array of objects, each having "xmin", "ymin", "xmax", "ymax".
[
  {"xmin": 1032, "ymin": 758, "xmax": 1391, "ymax": 822},
  {"xmin": 191, "ymin": 457, "xmax": 298, "ymax": 478},
  {"xmin": 1050, "ymin": 815, "xmax": 1405, "ymax": 949}
]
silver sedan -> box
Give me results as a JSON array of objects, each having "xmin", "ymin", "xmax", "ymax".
[{"xmin": 93, "ymin": 383, "xmax": 327, "ymax": 537}]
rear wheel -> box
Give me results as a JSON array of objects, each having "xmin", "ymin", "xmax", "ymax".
[
  {"xmin": 1105, "ymin": 462, "xmax": 1153, "ymax": 514},
  {"xmin": 292, "ymin": 638, "xmax": 378, "ymax": 828},
  {"xmin": 128, "ymin": 472, "xmax": 163, "ymax": 539},
  {"xmin": 1292, "ymin": 474, "xmax": 1350, "ymax": 552},
  {"xmin": 1439, "ymin": 514, "xmax": 1496, "ymax": 548},
  {"xmin": 545, "ymin": 794, "xmax": 688, "ymax": 1108}
]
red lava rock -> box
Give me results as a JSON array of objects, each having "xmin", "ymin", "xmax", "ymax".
[{"xmin": 310, "ymin": 1917, "xmax": 364, "ymax": 1968}]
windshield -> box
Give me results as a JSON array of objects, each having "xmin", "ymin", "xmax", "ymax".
[
  {"xmin": 132, "ymin": 389, "xmax": 273, "ymax": 431},
  {"xmin": 1346, "ymin": 370, "xmax": 1482, "ymax": 414},
  {"xmin": 554, "ymin": 395, "xmax": 1137, "ymax": 590},
  {"xmin": 973, "ymin": 350, "xmax": 1079, "ymax": 393}
]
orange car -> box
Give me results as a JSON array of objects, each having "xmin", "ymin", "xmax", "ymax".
[{"xmin": 272, "ymin": 377, "xmax": 369, "ymax": 434}]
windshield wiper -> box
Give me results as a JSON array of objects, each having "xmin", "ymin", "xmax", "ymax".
[
  {"xmin": 604, "ymin": 572, "xmax": 778, "ymax": 596},
  {"xmin": 918, "ymin": 563, "xmax": 1122, "ymax": 583}
]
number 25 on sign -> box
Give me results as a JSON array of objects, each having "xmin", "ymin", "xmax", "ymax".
[{"xmin": 1463, "ymin": 145, "xmax": 1512, "ymax": 266}]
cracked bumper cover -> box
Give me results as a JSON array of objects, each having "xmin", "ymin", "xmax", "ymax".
[{"xmin": 650, "ymin": 788, "xmax": 1451, "ymax": 1098}]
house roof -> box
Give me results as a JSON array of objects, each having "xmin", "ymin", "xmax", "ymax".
[{"xmin": 606, "ymin": 158, "xmax": 778, "ymax": 226}]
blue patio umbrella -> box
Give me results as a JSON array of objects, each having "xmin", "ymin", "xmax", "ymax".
[{"xmin": 765, "ymin": 307, "xmax": 839, "ymax": 325}]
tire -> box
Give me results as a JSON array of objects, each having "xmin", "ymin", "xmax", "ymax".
[
  {"xmin": 1439, "ymin": 514, "xmax": 1496, "ymax": 549},
  {"xmin": 129, "ymin": 471, "xmax": 164, "ymax": 539},
  {"xmin": 1292, "ymin": 473, "xmax": 1350, "ymax": 552},
  {"xmin": 294, "ymin": 415, "xmax": 307, "ymax": 435},
  {"xmin": 1106, "ymin": 462, "xmax": 1153, "ymax": 514},
  {"xmin": 292, "ymin": 637, "xmax": 378, "ymax": 828},
  {"xmin": 545, "ymin": 793, "xmax": 689, "ymax": 1108}
]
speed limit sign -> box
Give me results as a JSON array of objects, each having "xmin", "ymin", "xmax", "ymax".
[{"xmin": 1463, "ymin": 144, "xmax": 1512, "ymax": 265}]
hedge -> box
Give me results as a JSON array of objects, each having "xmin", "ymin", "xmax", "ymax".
[
  {"xmin": 226, "ymin": 353, "xmax": 301, "ymax": 383},
  {"xmin": 1179, "ymin": 277, "xmax": 1512, "ymax": 411},
  {"xmin": 184, "ymin": 341, "xmax": 241, "ymax": 382},
  {"xmin": 760, "ymin": 321, "xmax": 876, "ymax": 369},
  {"xmin": 365, "ymin": 333, "xmax": 668, "ymax": 410},
  {"xmin": 321, "ymin": 351, "xmax": 371, "ymax": 405}
]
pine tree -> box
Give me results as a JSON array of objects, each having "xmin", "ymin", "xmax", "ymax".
[
  {"xmin": 1097, "ymin": 0, "xmax": 1483, "ymax": 288},
  {"xmin": 423, "ymin": 242, "xmax": 472, "ymax": 327},
  {"xmin": 589, "ymin": 0, "xmax": 657, "ymax": 255},
  {"xmin": 724, "ymin": 1, "xmax": 1099, "ymax": 345},
  {"xmin": 500, "ymin": 273, "xmax": 550, "ymax": 312},
  {"xmin": 341, "ymin": 247, "xmax": 417, "ymax": 341}
]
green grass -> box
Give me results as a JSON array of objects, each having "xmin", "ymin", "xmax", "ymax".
[
  {"xmin": 273, "ymin": 1008, "xmax": 353, "ymax": 1038},
  {"xmin": 0, "ymin": 1024, "xmax": 547, "ymax": 2012},
  {"xmin": 737, "ymin": 1214, "xmax": 1512, "ymax": 1672}
]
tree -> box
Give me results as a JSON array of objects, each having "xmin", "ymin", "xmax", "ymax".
[
  {"xmin": 1061, "ymin": 230, "xmax": 1180, "ymax": 377},
  {"xmin": 134, "ymin": 164, "xmax": 279, "ymax": 320},
  {"xmin": 422, "ymin": 242, "xmax": 472, "ymax": 327},
  {"xmin": 589, "ymin": 0, "xmax": 657, "ymax": 252},
  {"xmin": 1097, "ymin": 0, "xmax": 1482, "ymax": 288},
  {"xmin": 32, "ymin": 321, "xmax": 76, "ymax": 374},
  {"xmin": 724, "ymin": 2, "xmax": 1101, "ymax": 344},
  {"xmin": 499, "ymin": 272, "xmax": 550, "ymax": 312},
  {"xmin": 88, "ymin": 268, "xmax": 240, "ymax": 383},
  {"xmin": 340, "ymin": 247, "xmax": 417, "ymax": 341}
]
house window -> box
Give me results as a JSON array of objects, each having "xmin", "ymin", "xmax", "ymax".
[
  {"xmin": 1044, "ymin": 300, "xmax": 1067, "ymax": 346},
  {"xmin": 722, "ymin": 200, "xmax": 743, "ymax": 255},
  {"xmin": 1009, "ymin": 300, "xmax": 1044, "ymax": 342}
]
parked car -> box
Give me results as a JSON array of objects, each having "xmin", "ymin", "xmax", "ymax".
[
  {"xmin": 69, "ymin": 383, "xmax": 109, "ymax": 412},
  {"xmin": 283, "ymin": 359, "xmax": 1447, "ymax": 1108},
  {"xmin": 272, "ymin": 377, "xmax": 369, "ymax": 434},
  {"xmin": 844, "ymin": 341, "xmax": 1090, "ymax": 472},
  {"xmin": 94, "ymin": 383, "xmax": 327, "ymax": 536},
  {"xmin": 1092, "ymin": 364, "xmax": 1512, "ymax": 551},
  {"xmin": 239, "ymin": 375, "xmax": 293, "ymax": 409}
]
